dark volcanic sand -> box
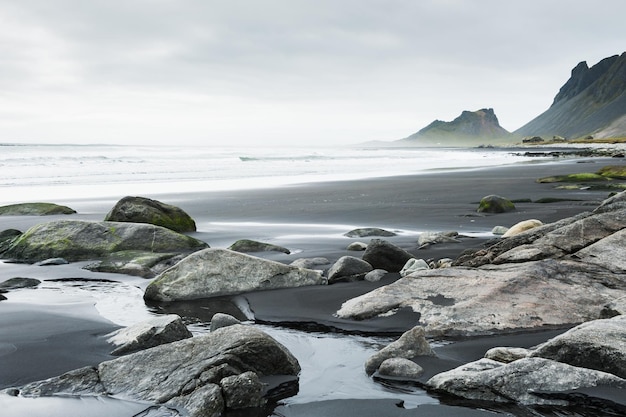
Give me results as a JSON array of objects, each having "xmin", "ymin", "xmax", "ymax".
[{"xmin": 1, "ymin": 156, "xmax": 624, "ymax": 416}]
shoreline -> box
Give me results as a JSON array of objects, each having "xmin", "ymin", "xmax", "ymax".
[{"xmin": 1, "ymin": 154, "xmax": 625, "ymax": 416}]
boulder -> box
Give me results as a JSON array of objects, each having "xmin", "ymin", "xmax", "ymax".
[
  {"xmin": 477, "ymin": 195, "xmax": 516, "ymax": 213},
  {"xmin": 144, "ymin": 248, "xmax": 325, "ymax": 301},
  {"xmin": 501, "ymin": 219, "xmax": 543, "ymax": 238},
  {"xmin": 210, "ymin": 313, "xmax": 242, "ymax": 332},
  {"xmin": 365, "ymin": 326, "xmax": 434, "ymax": 375},
  {"xmin": 2, "ymin": 220, "xmax": 208, "ymax": 263},
  {"xmin": 530, "ymin": 315, "xmax": 626, "ymax": 378},
  {"xmin": 327, "ymin": 256, "xmax": 373, "ymax": 283},
  {"xmin": 377, "ymin": 358, "xmax": 424, "ymax": 379},
  {"xmin": 364, "ymin": 269, "xmax": 387, "ymax": 282},
  {"xmin": 346, "ymin": 241, "xmax": 368, "ymax": 251},
  {"xmin": 0, "ymin": 202, "xmax": 76, "ymax": 216},
  {"xmin": 344, "ymin": 227, "xmax": 396, "ymax": 238},
  {"xmin": 484, "ymin": 347, "xmax": 531, "ymax": 363},
  {"xmin": 289, "ymin": 257, "xmax": 329, "ymax": 269},
  {"xmin": 228, "ymin": 239, "xmax": 290, "ymax": 254},
  {"xmin": 84, "ymin": 250, "xmax": 183, "ymax": 278},
  {"xmin": 104, "ymin": 196, "xmax": 196, "ymax": 232},
  {"xmin": 362, "ymin": 239, "xmax": 414, "ymax": 273},
  {"xmin": 337, "ymin": 259, "xmax": 625, "ymax": 337},
  {"xmin": 399, "ymin": 258, "xmax": 429, "ymax": 277},
  {"xmin": 417, "ymin": 231, "xmax": 459, "ymax": 247},
  {"xmin": 16, "ymin": 325, "xmax": 300, "ymax": 417},
  {"xmin": 107, "ymin": 314, "xmax": 193, "ymax": 356},
  {"xmin": 427, "ymin": 357, "xmax": 626, "ymax": 406},
  {"xmin": 0, "ymin": 277, "xmax": 41, "ymax": 290},
  {"xmin": 220, "ymin": 371, "xmax": 264, "ymax": 409}
]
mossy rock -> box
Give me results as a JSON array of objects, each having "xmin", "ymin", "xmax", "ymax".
[
  {"xmin": 2, "ymin": 220, "xmax": 208, "ymax": 263},
  {"xmin": 0, "ymin": 202, "xmax": 76, "ymax": 216},
  {"xmin": 597, "ymin": 165, "xmax": 626, "ymax": 179},
  {"xmin": 0, "ymin": 229, "xmax": 22, "ymax": 254},
  {"xmin": 228, "ymin": 239, "xmax": 290, "ymax": 254},
  {"xmin": 105, "ymin": 196, "xmax": 197, "ymax": 233},
  {"xmin": 537, "ymin": 173, "xmax": 609, "ymax": 183},
  {"xmin": 477, "ymin": 195, "xmax": 516, "ymax": 213}
]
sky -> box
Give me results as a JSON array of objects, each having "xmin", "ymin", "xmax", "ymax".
[{"xmin": 0, "ymin": 0, "xmax": 624, "ymax": 147}]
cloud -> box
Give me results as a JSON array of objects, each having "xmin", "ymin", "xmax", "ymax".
[{"xmin": 0, "ymin": 0, "xmax": 624, "ymax": 145}]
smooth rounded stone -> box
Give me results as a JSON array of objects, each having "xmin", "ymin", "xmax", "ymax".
[
  {"xmin": 0, "ymin": 277, "xmax": 42, "ymax": 290},
  {"xmin": 477, "ymin": 195, "xmax": 516, "ymax": 213},
  {"xmin": 107, "ymin": 314, "xmax": 193, "ymax": 356},
  {"xmin": 364, "ymin": 269, "xmax": 387, "ymax": 282},
  {"xmin": 344, "ymin": 227, "xmax": 396, "ymax": 238},
  {"xmin": 35, "ymin": 257, "xmax": 69, "ymax": 266},
  {"xmin": 220, "ymin": 371, "xmax": 264, "ymax": 409},
  {"xmin": 0, "ymin": 202, "xmax": 76, "ymax": 216},
  {"xmin": 17, "ymin": 325, "xmax": 300, "ymax": 417},
  {"xmin": 289, "ymin": 257, "xmax": 330, "ymax": 269},
  {"xmin": 210, "ymin": 313, "xmax": 241, "ymax": 332},
  {"xmin": 377, "ymin": 358, "xmax": 424, "ymax": 379},
  {"xmin": 228, "ymin": 239, "xmax": 290, "ymax": 254},
  {"xmin": 491, "ymin": 225, "xmax": 509, "ymax": 235},
  {"xmin": 2, "ymin": 220, "xmax": 208, "ymax": 263},
  {"xmin": 484, "ymin": 347, "xmax": 531, "ymax": 363},
  {"xmin": 362, "ymin": 239, "xmax": 414, "ymax": 273},
  {"xmin": 426, "ymin": 357, "xmax": 626, "ymax": 406},
  {"xmin": 84, "ymin": 250, "xmax": 182, "ymax": 278},
  {"xmin": 327, "ymin": 256, "xmax": 373, "ymax": 283},
  {"xmin": 104, "ymin": 196, "xmax": 196, "ymax": 232},
  {"xmin": 365, "ymin": 326, "xmax": 435, "ymax": 375},
  {"xmin": 530, "ymin": 315, "xmax": 626, "ymax": 378},
  {"xmin": 501, "ymin": 219, "xmax": 543, "ymax": 238},
  {"xmin": 346, "ymin": 241, "xmax": 368, "ymax": 251},
  {"xmin": 144, "ymin": 248, "xmax": 326, "ymax": 301},
  {"xmin": 417, "ymin": 231, "xmax": 459, "ymax": 247},
  {"xmin": 399, "ymin": 258, "xmax": 429, "ymax": 277}
]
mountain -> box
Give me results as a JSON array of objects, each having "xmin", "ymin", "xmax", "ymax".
[
  {"xmin": 400, "ymin": 108, "xmax": 512, "ymax": 146},
  {"xmin": 516, "ymin": 52, "xmax": 626, "ymax": 139}
]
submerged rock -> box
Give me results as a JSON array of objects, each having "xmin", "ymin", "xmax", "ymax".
[
  {"xmin": 107, "ymin": 314, "xmax": 192, "ymax": 356},
  {"xmin": 228, "ymin": 239, "xmax": 290, "ymax": 254},
  {"xmin": 84, "ymin": 250, "xmax": 183, "ymax": 278},
  {"xmin": 2, "ymin": 220, "xmax": 208, "ymax": 263},
  {"xmin": 104, "ymin": 196, "xmax": 196, "ymax": 232},
  {"xmin": 0, "ymin": 202, "xmax": 76, "ymax": 216},
  {"xmin": 16, "ymin": 325, "xmax": 300, "ymax": 417},
  {"xmin": 0, "ymin": 277, "xmax": 41, "ymax": 290},
  {"xmin": 344, "ymin": 227, "xmax": 396, "ymax": 238},
  {"xmin": 144, "ymin": 248, "xmax": 325, "ymax": 301}
]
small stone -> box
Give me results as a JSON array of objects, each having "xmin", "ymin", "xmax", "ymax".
[
  {"xmin": 210, "ymin": 313, "xmax": 241, "ymax": 332},
  {"xmin": 399, "ymin": 258, "xmax": 429, "ymax": 277},
  {"xmin": 364, "ymin": 269, "xmax": 387, "ymax": 282},
  {"xmin": 378, "ymin": 358, "xmax": 424, "ymax": 379},
  {"xmin": 484, "ymin": 347, "xmax": 530, "ymax": 363},
  {"xmin": 346, "ymin": 241, "xmax": 368, "ymax": 251}
]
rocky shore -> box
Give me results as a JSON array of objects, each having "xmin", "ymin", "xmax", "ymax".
[{"xmin": 1, "ymin": 157, "xmax": 625, "ymax": 416}]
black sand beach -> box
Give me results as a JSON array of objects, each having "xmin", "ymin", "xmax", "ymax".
[{"xmin": 1, "ymin": 155, "xmax": 624, "ymax": 416}]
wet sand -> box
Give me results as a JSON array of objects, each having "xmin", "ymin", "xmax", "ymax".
[{"xmin": 1, "ymin": 155, "xmax": 624, "ymax": 416}]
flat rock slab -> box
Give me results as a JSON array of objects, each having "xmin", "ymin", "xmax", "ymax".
[{"xmin": 0, "ymin": 203, "xmax": 76, "ymax": 216}]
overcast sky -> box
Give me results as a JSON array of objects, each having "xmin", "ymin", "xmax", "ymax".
[{"xmin": 0, "ymin": 0, "xmax": 624, "ymax": 147}]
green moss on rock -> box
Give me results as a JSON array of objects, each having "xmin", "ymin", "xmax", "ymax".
[
  {"xmin": 537, "ymin": 173, "xmax": 609, "ymax": 183},
  {"xmin": 597, "ymin": 165, "xmax": 626, "ymax": 179},
  {"xmin": 477, "ymin": 195, "xmax": 516, "ymax": 213},
  {"xmin": 0, "ymin": 202, "xmax": 76, "ymax": 216},
  {"xmin": 104, "ymin": 196, "xmax": 197, "ymax": 233}
]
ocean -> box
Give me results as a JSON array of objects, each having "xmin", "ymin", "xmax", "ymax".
[{"xmin": 0, "ymin": 143, "xmax": 534, "ymax": 206}]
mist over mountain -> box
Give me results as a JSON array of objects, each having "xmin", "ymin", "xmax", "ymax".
[{"xmin": 515, "ymin": 52, "xmax": 626, "ymax": 139}]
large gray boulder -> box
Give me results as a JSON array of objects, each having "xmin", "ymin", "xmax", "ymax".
[
  {"xmin": 0, "ymin": 202, "xmax": 76, "ymax": 216},
  {"xmin": 362, "ymin": 239, "xmax": 414, "ymax": 272},
  {"xmin": 530, "ymin": 315, "xmax": 626, "ymax": 378},
  {"xmin": 337, "ymin": 259, "xmax": 625, "ymax": 337},
  {"xmin": 107, "ymin": 314, "xmax": 193, "ymax": 356},
  {"xmin": 365, "ymin": 326, "xmax": 434, "ymax": 375},
  {"xmin": 104, "ymin": 196, "xmax": 196, "ymax": 232},
  {"xmin": 16, "ymin": 325, "xmax": 300, "ymax": 417},
  {"xmin": 427, "ymin": 357, "xmax": 626, "ymax": 406},
  {"xmin": 327, "ymin": 255, "xmax": 373, "ymax": 283},
  {"xmin": 2, "ymin": 220, "xmax": 208, "ymax": 263},
  {"xmin": 144, "ymin": 248, "xmax": 325, "ymax": 301}
]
